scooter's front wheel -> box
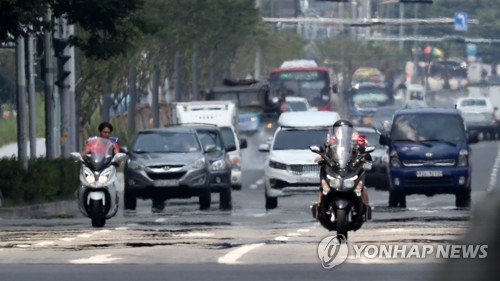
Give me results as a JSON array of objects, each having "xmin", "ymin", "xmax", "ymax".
[
  {"xmin": 90, "ymin": 199, "xmax": 106, "ymax": 228},
  {"xmin": 336, "ymin": 208, "xmax": 348, "ymax": 240}
]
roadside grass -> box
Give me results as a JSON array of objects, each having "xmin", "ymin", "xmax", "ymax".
[{"xmin": 0, "ymin": 94, "xmax": 46, "ymax": 148}]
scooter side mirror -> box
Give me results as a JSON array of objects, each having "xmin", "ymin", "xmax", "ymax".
[
  {"xmin": 70, "ymin": 152, "xmax": 84, "ymax": 162},
  {"xmin": 309, "ymin": 145, "xmax": 321, "ymax": 153},
  {"xmin": 113, "ymin": 152, "xmax": 127, "ymax": 163},
  {"xmin": 364, "ymin": 146, "xmax": 376, "ymax": 153}
]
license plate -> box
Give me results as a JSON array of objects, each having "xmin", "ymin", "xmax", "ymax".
[
  {"xmin": 153, "ymin": 179, "xmax": 179, "ymax": 187},
  {"xmin": 416, "ymin": 170, "xmax": 443, "ymax": 177}
]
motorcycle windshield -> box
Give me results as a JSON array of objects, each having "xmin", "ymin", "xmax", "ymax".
[
  {"xmin": 329, "ymin": 126, "xmax": 353, "ymax": 169},
  {"xmin": 84, "ymin": 137, "xmax": 115, "ymax": 171}
]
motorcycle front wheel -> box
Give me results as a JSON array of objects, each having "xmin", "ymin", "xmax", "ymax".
[
  {"xmin": 90, "ymin": 199, "xmax": 106, "ymax": 228},
  {"xmin": 336, "ymin": 208, "xmax": 348, "ymax": 240}
]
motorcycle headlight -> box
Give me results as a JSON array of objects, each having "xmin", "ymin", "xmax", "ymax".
[
  {"xmin": 326, "ymin": 174, "xmax": 341, "ymax": 189},
  {"xmin": 83, "ymin": 167, "xmax": 95, "ymax": 185},
  {"xmin": 458, "ymin": 149, "xmax": 468, "ymax": 166},
  {"xmin": 210, "ymin": 159, "xmax": 226, "ymax": 171},
  {"xmin": 191, "ymin": 157, "xmax": 206, "ymax": 169},
  {"xmin": 343, "ymin": 175, "xmax": 358, "ymax": 189},
  {"xmin": 98, "ymin": 170, "xmax": 112, "ymax": 184},
  {"xmin": 128, "ymin": 159, "xmax": 145, "ymax": 171},
  {"xmin": 269, "ymin": 160, "xmax": 287, "ymax": 170}
]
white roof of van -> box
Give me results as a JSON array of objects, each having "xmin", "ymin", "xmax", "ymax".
[
  {"xmin": 280, "ymin": 59, "xmax": 318, "ymax": 68},
  {"xmin": 173, "ymin": 101, "xmax": 236, "ymax": 127},
  {"xmin": 278, "ymin": 111, "xmax": 341, "ymax": 128}
]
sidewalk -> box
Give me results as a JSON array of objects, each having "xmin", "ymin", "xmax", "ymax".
[{"xmin": 0, "ymin": 138, "xmax": 46, "ymax": 159}]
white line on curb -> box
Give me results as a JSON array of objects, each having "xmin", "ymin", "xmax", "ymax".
[
  {"xmin": 488, "ymin": 143, "xmax": 500, "ymax": 191},
  {"xmin": 218, "ymin": 243, "xmax": 265, "ymax": 264}
]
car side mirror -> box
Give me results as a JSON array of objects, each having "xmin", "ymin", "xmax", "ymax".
[
  {"xmin": 240, "ymin": 138, "xmax": 248, "ymax": 149},
  {"xmin": 258, "ymin": 143, "xmax": 270, "ymax": 152},
  {"xmin": 379, "ymin": 134, "xmax": 390, "ymax": 146},
  {"xmin": 467, "ymin": 131, "xmax": 479, "ymax": 144},
  {"xmin": 226, "ymin": 144, "xmax": 237, "ymax": 152},
  {"xmin": 204, "ymin": 144, "xmax": 217, "ymax": 153}
]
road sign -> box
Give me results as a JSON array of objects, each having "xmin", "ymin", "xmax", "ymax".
[
  {"xmin": 466, "ymin": 44, "xmax": 477, "ymax": 57},
  {"xmin": 454, "ymin": 12, "xmax": 468, "ymax": 31}
]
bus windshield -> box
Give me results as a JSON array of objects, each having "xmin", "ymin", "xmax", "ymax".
[{"xmin": 269, "ymin": 68, "xmax": 331, "ymax": 110}]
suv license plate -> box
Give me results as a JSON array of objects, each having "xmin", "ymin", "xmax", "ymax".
[
  {"xmin": 416, "ymin": 171, "xmax": 443, "ymax": 177},
  {"xmin": 154, "ymin": 180, "xmax": 179, "ymax": 187}
]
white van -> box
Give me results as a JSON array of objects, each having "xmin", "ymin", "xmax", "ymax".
[
  {"xmin": 258, "ymin": 111, "xmax": 341, "ymax": 209},
  {"xmin": 172, "ymin": 101, "xmax": 247, "ymax": 190}
]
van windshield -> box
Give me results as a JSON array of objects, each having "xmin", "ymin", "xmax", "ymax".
[{"xmin": 391, "ymin": 113, "xmax": 465, "ymax": 143}]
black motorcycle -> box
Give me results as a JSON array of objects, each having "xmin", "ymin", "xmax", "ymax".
[{"xmin": 310, "ymin": 120, "xmax": 374, "ymax": 239}]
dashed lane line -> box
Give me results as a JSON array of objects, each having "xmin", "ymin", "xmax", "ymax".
[{"xmin": 218, "ymin": 243, "xmax": 265, "ymax": 264}]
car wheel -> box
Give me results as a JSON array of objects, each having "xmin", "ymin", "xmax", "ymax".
[
  {"xmin": 388, "ymin": 190, "xmax": 406, "ymax": 208},
  {"xmin": 199, "ymin": 190, "xmax": 211, "ymax": 210},
  {"xmin": 265, "ymin": 194, "xmax": 278, "ymax": 209},
  {"xmin": 455, "ymin": 189, "xmax": 471, "ymax": 208},
  {"xmin": 124, "ymin": 187, "xmax": 137, "ymax": 211},
  {"xmin": 219, "ymin": 188, "xmax": 232, "ymax": 210},
  {"xmin": 231, "ymin": 184, "xmax": 242, "ymax": 191}
]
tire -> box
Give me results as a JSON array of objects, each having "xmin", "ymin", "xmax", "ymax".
[
  {"xmin": 455, "ymin": 189, "xmax": 471, "ymax": 208},
  {"xmin": 199, "ymin": 190, "xmax": 211, "ymax": 210},
  {"xmin": 336, "ymin": 208, "xmax": 348, "ymax": 240},
  {"xmin": 90, "ymin": 199, "xmax": 106, "ymax": 228},
  {"xmin": 152, "ymin": 199, "xmax": 165, "ymax": 211},
  {"xmin": 388, "ymin": 190, "xmax": 406, "ymax": 208},
  {"xmin": 232, "ymin": 184, "xmax": 242, "ymax": 191},
  {"xmin": 219, "ymin": 188, "xmax": 232, "ymax": 210},
  {"xmin": 123, "ymin": 188, "xmax": 137, "ymax": 210},
  {"xmin": 265, "ymin": 194, "xmax": 278, "ymax": 210}
]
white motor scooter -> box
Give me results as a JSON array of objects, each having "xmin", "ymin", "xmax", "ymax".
[{"xmin": 71, "ymin": 137, "xmax": 126, "ymax": 227}]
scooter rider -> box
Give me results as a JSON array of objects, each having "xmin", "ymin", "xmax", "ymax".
[{"xmin": 313, "ymin": 120, "xmax": 371, "ymax": 217}]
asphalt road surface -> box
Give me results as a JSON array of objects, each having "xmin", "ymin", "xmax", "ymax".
[{"xmin": 0, "ymin": 134, "xmax": 499, "ymax": 281}]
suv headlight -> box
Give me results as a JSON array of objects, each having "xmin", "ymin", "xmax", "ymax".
[
  {"xmin": 210, "ymin": 159, "xmax": 227, "ymax": 171},
  {"xmin": 191, "ymin": 157, "xmax": 206, "ymax": 169},
  {"xmin": 458, "ymin": 149, "xmax": 468, "ymax": 166},
  {"xmin": 269, "ymin": 160, "xmax": 287, "ymax": 170},
  {"xmin": 127, "ymin": 159, "xmax": 145, "ymax": 171}
]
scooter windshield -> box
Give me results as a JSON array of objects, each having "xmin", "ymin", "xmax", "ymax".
[
  {"xmin": 328, "ymin": 126, "xmax": 353, "ymax": 169},
  {"xmin": 84, "ymin": 137, "xmax": 115, "ymax": 171}
]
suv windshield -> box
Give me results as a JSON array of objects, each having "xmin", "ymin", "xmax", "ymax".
[
  {"xmin": 391, "ymin": 113, "xmax": 465, "ymax": 143},
  {"xmin": 133, "ymin": 132, "xmax": 200, "ymax": 153},
  {"xmin": 273, "ymin": 129, "xmax": 328, "ymax": 150}
]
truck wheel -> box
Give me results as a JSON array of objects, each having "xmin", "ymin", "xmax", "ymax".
[
  {"xmin": 455, "ymin": 189, "xmax": 471, "ymax": 208},
  {"xmin": 265, "ymin": 194, "xmax": 278, "ymax": 210},
  {"xmin": 124, "ymin": 188, "xmax": 137, "ymax": 211},
  {"xmin": 232, "ymin": 184, "xmax": 242, "ymax": 191},
  {"xmin": 389, "ymin": 190, "xmax": 406, "ymax": 208},
  {"xmin": 219, "ymin": 188, "xmax": 232, "ymax": 210},
  {"xmin": 152, "ymin": 199, "xmax": 165, "ymax": 211},
  {"xmin": 199, "ymin": 190, "xmax": 211, "ymax": 210}
]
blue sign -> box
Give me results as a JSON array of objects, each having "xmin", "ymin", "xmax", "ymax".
[
  {"xmin": 466, "ymin": 44, "xmax": 477, "ymax": 57},
  {"xmin": 454, "ymin": 12, "xmax": 468, "ymax": 31}
]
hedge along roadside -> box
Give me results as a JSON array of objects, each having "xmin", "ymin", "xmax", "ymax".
[{"xmin": 0, "ymin": 157, "xmax": 79, "ymax": 207}]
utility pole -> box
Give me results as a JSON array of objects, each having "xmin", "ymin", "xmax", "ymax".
[
  {"xmin": 16, "ymin": 36, "xmax": 28, "ymax": 169},
  {"xmin": 128, "ymin": 65, "xmax": 137, "ymax": 134},
  {"xmin": 191, "ymin": 44, "xmax": 199, "ymax": 100},
  {"xmin": 399, "ymin": 2, "xmax": 405, "ymax": 50},
  {"xmin": 152, "ymin": 56, "xmax": 160, "ymax": 128},
  {"xmin": 174, "ymin": 51, "xmax": 182, "ymax": 102},
  {"xmin": 44, "ymin": 8, "xmax": 56, "ymax": 159},
  {"xmin": 27, "ymin": 35, "xmax": 37, "ymax": 158}
]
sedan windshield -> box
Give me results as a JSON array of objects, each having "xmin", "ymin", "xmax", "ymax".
[{"xmin": 273, "ymin": 129, "xmax": 328, "ymax": 150}]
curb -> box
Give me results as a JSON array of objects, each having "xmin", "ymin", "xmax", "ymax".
[{"xmin": 0, "ymin": 200, "xmax": 80, "ymax": 219}]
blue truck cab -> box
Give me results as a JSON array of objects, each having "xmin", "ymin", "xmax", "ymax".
[{"xmin": 379, "ymin": 108, "xmax": 478, "ymax": 208}]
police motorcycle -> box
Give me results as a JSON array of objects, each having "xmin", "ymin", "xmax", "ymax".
[
  {"xmin": 70, "ymin": 137, "xmax": 126, "ymax": 227},
  {"xmin": 310, "ymin": 120, "xmax": 374, "ymax": 239}
]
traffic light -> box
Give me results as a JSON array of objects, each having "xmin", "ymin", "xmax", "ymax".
[{"xmin": 53, "ymin": 37, "xmax": 71, "ymax": 88}]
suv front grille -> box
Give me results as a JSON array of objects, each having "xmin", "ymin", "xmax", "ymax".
[
  {"xmin": 402, "ymin": 159, "xmax": 456, "ymax": 167},
  {"xmin": 287, "ymin": 164, "xmax": 320, "ymax": 175}
]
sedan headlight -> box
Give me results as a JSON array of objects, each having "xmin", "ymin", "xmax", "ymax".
[
  {"xmin": 127, "ymin": 159, "xmax": 145, "ymax": 171},
  {"xmin": 210, "ymin": 159, "xmax": 227, "ymax": 171},
  {"xmin": 269, "ymin": 160, "xmax": 287, "ymax": 170},
  {"xmin": 343, "ymin": 175, "xmax": 358, "ymax": 189},
  {"xmin": 458, "ymin": 149, "xmax": 468, "ymax": 166}
]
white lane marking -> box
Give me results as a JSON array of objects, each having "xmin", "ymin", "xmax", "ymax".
[
  {"xmin": 377, "ymin": 228, "xmax": 408, "ymax": 233},
  {"xmin": 59, "ymin": 237, "xmax": 76, "ymax": 242},
  {"xmin": 15, "ymin": 244, "xmax": 31, "ymax": 248},
  {"xmin": 256, "ymin": 179, "xmax": 264, "ymax": 186},
  {"xmin": 77, "ymin": 233, "xmax": 92, "ymax": 238},
  {"xmin": 115, "ymin": 227, "xmax": 128, "ymax": 231},
  {"xmin": 488, "ymin": 144, "xmax": 500, "ymax": 191},
  {"xmin": 69, "ymin": 254, "xmax": 122, "ymax": 264},
  {"xmin": 249, "ymin": 184, "xmax": 258, "ymax": 189},
  {"xmin": 287, "ymin": 233, "xmax": 301, "ymax": 237},
  {"xmin": 35, "ymin": 241, "xmax": 55, "ymax": 247},
  {"xmin": 274, "ymin": 236, "xmax": 289, "ymax": 241},
  {"xmin": 297, "ymin": 229, "xmax": 310, "ymax": 233},
  {"xmin": 218, "ymin": 243, "xmax": 265, "ymax": 264},
  {"xmin": 155, "ymin": 218, "xmax": 167, "ymax": 223},
  {"xmin": 173, "ymin": 232, "xmax": 215, "ymax": 238}
]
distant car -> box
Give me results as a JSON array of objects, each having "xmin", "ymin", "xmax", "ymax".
[
  {"xmin": 372, "ymin": 105, "xmax": 402, "ymax": 133},
  {"xmin": 123, "ymin": 124, "xmax": 234, "ymax": 211},
  {"xmin": 456, "ymin": 97, "xmax": 494, "ymax": 114},
  {"xmin": 456, "ymin": 97, "xmax": 496, "ymax": 140},
  {"xmin": 259, "ymin": 111, "xmax": 341, "ymax": 209},
  {"xmin": 356, "ymin": 127, "xmax": 389, "ymax": 190},
  {"xmin": 283, "ymin": 96, "xmax": 312, "ymax": 112}
]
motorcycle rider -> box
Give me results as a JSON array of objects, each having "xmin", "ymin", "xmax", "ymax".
[
  {"xmin": 82, "ymin": 121, "xmax": 120, "ymax": 156},
  {"xmin": 313, "ymin": 120, "xmax": 371, "ymax": 218}
]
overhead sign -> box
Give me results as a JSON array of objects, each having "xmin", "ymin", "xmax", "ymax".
[
  {"xmin": 466, "ymin": 44, "xmax": 477, "ymax": 57},
  {"xmin": 454, "ymin": 12, "xmax": 468, "ymax": 31}
]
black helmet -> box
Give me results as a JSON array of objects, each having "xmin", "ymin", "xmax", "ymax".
[{"xmin": 333, "ymin": 119, "xmax": 353, "ymax": 128}]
